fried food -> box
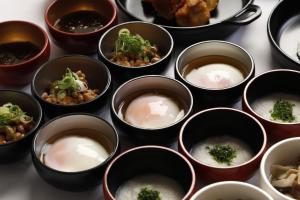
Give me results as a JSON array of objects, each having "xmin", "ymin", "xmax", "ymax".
[
  {"xmin": 175, "ymin": 0, "xmax": 210, "ymax": 27},
  {"xmin": 204, "ymin": 0, "xmax": 219, "ymax": 12},
  {"xmin": 144, "ymin": 0, "xmax": 185, "ymax": 20},
  {"xmin": 144, "ymin": 0, "xmax": 218, "ymax": 26}
]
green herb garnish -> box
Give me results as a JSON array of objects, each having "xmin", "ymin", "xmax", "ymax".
[
  {"xmin": 50, "ymin": 68, "xmax": 86, "ymax": 100},
  {"xmin": 270, "ymin": 100, "xmax": 296, "ymax": 122},
  {"xmin": 137, "ymin": 187, "xmax": 161, "ymax": 200},
  {"xmin": 207, "ymin": 144, "xmax": 237, "ymax": 165},
  {"xmin": 116, "ymin": 28, "xmax": 151, "ymax": 53},
  {"xmin": 0, "ymin": 103, "xmax": 32, "ymax": 127},
  {"xmin": 114, "ymin": 28, "xmax": 155, "ymax": 60}
]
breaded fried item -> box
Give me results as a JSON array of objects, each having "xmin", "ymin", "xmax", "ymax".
[
  {"xmin": 144, "ymin": 0, "xmax": 185, "ymax": 20},
  {"xmin": 204, "ymin": 0, "xmax": 219, "ymax": 11},
  {"xmin": 175, "ymin": 0, "xmax": 210, "ymax": 26}
]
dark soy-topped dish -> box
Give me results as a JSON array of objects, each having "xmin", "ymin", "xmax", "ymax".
[
  {"xmin": 31, "ymin": 55, "xmax": 111, "ymax": 118},
  {"xmin": 98, "ymin": 21, "xmax": 174, "ymax": 83},
  {"xmin": 178, "ymin": 108, "xmax": 267, "ymax": 183},
  {"xmin": 32, "ymin": 114, "xmax": 120, "ymax": 191},
  {"xmin": 176, "ymin": 40, "xmax": 254, "ymax": 108},
  {"xmin": 268, "ymin": 0, "xmax": 300, "ymax": 68},
  {"xmin": 0, "ymin": 90, "xmax": 42, "ymax": 163},
  {"xmin": 103, "ymin": 146, "xmax": 196, "ymax": 200},
  {"xmin": 45, "ymin": 0, "xmax": 117, "ymax": 54},
  {"xmin": 111, "ymin": 75, "xmax": 193, "ymax": 145},
  {"xmin": 0, "ymin": 21, "xmax": 50, "ymax": 85},
  {"xmin": 243, "ymin": 69, "xmax": 300, "ymax": 142},
  {"xmin": 116, "ymin": 0, "xmax": 261, "ymax": 41}
]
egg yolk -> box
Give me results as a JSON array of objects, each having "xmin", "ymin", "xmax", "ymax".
[{"xmin": 123, "ymin": 93, "xmax": 184, "ymax": 129}]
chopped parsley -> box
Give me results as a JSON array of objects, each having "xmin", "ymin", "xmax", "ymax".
[
  {"xmin": 137, "ymin": 187, "xmax": 161, "ymax": 200},
  {"xmin": 270, "ymin": 100, "xmax": 296, "ymax": 123},
  {"xmin": 206, "ymin": 144, "xmax": 237, "ymax": 166}
]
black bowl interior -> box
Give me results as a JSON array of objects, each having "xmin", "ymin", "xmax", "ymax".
[
  {"xmin": 112, "ymin": 76, "xmax": 192, "ymax": 127},
  {"xmin": 33, "ymin": 114, "xmax": 118, "ymax": 169},
  {"xmin": 106, "ymin": 147, "xmax": 193, "ymax": 197},
  {"xmin": 182, "ymin": 109, "xmax": 264, "ymax": 157},
  {"xmin": 269, "ymin": 0, "xmax": 300, "ymax": 63},
  {"xmin": 99, "ymin": 22, "xmax": 172, "ymax": 64},
  {"xmin": 32, "ymin": 56, "xmax": 110, "ymax": 103},
  {"xmin": 117, "ymin": 0, "xmax": 253, "ymax": 28},
  {"xmin": 0, "ymin": 91, "xmax": 41, "ymax": 143},
  {"xmin": 245, "ymin": 70, "xmax": 300, "ymax": 105}
]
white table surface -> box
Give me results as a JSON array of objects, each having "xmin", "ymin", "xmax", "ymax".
[{"xmin": 0, "ymin": 0, "xmax": 281, "ymax": 199}]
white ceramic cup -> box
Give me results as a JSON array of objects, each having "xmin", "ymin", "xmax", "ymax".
[
  {"xmin": 260, "ymin": 137, "xmax": 300, "ymax": 200},
  {"xmin": 191, "ymin": 181, "xmax": 273, "ymax": 200}
]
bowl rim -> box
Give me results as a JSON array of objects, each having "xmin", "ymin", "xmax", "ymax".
[
  {"xmin": 243, "ymin": 69, "xmax": 300, "ymax": 125},
  {"xmin": 190, "ymin": 181, "xmax": 273, "ymax": 200},
  {"xmin": 98, "ymin": 21, "xmax": 174, "ymax": 69},
  {"xmin": 111, "ymin": 75, "xmax": 193, "ymax": 131},
  {"xmin": 31, "ymin": 54, "xmax": 111, "ymax": 108},
  {"xmin": 32, "ymin": 113, "xmax": 120, "ymax": 174},
  {"xmin": 260, "ymin": 137, "xmax": 300, "ymax": 200},
  {"xmin": 115, "ymin": 0, "xmax": 255, "ymax": 30},
  {"xmin": 0, "ymin": 89, "xmax": 43, "ymax": 147},
  {"xmin": 267, "ymin": 0, "xmax": 300, "ymax": 67},
  {"xmin": 175, "ymin": 40, "xmax": 255, "ymax": 91},
  {"xmin": 179, "ymin": 107, "xmax": 267, "ymax": 169},
  {"xmin": 44, "ymin": 0, "xmax": 117, "ymax": 36},
  {"xmin": 103, "ymin": 145, "xmax": 196, "ymax": 200},
  {"xmin": 0, "ymin": 20, "xmax": 49, "ymax": 68}
]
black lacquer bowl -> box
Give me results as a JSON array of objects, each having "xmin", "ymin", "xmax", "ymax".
[
  {"xmin": 175, "ymin": 40, "xmax": 255, "ymax": 109},
  {"xmin": 31, "ymin": 55, "xmax": 111, "ymax": 118},
  {"xmin": 31, "ymin": 114, "xmax": 120, "ymax": 191},
  {"xmin": 111, "ymin": 75, "xmax": 193, "ymax": 145},
  {"xmin": 98, "ymin": 21, "xmax": 174, "ymax": 84},
  {"xmin": 268, "ymin": 0, "xmax": 300, "ymax": 69},
  {"xmin": 0, "ymin": 90, "xmax": 43, "ymax": 164}
]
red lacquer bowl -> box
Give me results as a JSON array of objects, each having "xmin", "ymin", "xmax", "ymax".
[
  {"xmin": 178, "ymin": 108, "xmax": 267, "ymax": 183},
  {"xmin": 243, "ymin": 69, "xmax": 300, "ymax": 142},
  {"xmin": 0, "ymin": 21, "xmax": 50, "ymax": 85},
  {"xmin": 45, "ymin": 0, "xmax": 117, "ymax": 54}
]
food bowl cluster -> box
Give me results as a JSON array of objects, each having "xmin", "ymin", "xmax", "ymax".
[{"xmin": 2, "ymin": 0, "xmax": 300, "ymax": 199}]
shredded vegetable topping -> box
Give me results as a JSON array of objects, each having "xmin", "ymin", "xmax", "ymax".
[
  {"xmin": 50, "ymin": 68, "xmax": 88, "ymax": 100},
  {"xmin": 0, "ymin": 103, "xmax": 34, "ymax": 144},
  {"xmin": 110, "ymin": 28, "xmax": 161, "ymax": 67},
  {"xmin": 0, "ymin": 103, "xmax": 32, "ymax": 127}
]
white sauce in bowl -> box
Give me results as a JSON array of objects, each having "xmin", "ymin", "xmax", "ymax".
[
  {"xmin": 115, "ymin": 174, "xmax": 185, "ymax": 200},
  {"xmin": 190, "ymin": 136, "xmax": 253, "ymax": 168}
]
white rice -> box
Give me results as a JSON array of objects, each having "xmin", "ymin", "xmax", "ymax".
[
  {"xmin": 115, "ymin": 174, "xmax": 185, "ymax": 200},
  {"xmin": 251, "ymin": 93, "xmax": 300, "ymax": 123},
  {"xmin": 190, "ymin": 136, "xmax": 253, "ymax": 168}
]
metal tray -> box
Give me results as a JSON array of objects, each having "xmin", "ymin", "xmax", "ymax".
[{"xmin": 0, "ymin": 0, "xmax": 281, "ymax": 199}]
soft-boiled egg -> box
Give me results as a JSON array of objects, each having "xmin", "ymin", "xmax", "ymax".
[
  {"xmin": 42, "ymin": 136, "xmax": 109, "ymax": 172},
  {"xmin": 119, "ymin": 93, "xmax": 184, "ymax": 129},
  {"xmin": 185, "ymin": 63, "xmax": 244, "ymax": 89}
]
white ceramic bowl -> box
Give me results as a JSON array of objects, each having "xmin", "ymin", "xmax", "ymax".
[
  {"xmin": 191, "ymin": 181, "xmax": 273, "ymax": 200},
  {"xmin": 260, "ymin": 137, "xmax": 300, "ymax": 200}
]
